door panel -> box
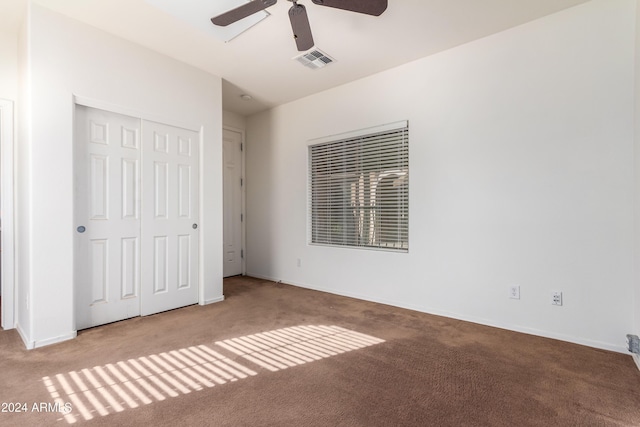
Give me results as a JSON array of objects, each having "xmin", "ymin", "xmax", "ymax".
[
  {"xmin": 122, "ymin": 159, "xmax": 139, "ymax": 219},
  {"xmin": 89, "ymin": 239, "xmax": 108, "ymax": 304},
  {"xmin": 140, "ymin": 121, "xmax": 199, "ymax": 316},
  {"xmin": 121, "ymin": 237, "xmax": 139, "ymax": 298},
  {"xmin": 75, "ymin": 106, "xmax": 142, "ymax": 330},
  {"xmin": 178, "ymin": 164, "xmax": 192, "ymax": 218},
  {"xmin": 89, "ymin": 155, "xmax": 108, "ymax": 219},
  {"xmin": 154, "ymin": 161, "xmax": 169, "ymax": 218},
  {"xmin": 178, "ymin": 234, "xmax": 191, "ymax": 288},
  {"xmin": 223, "ymin": 129, "xmax": 243, "ymax": 277},
  {"xmin": 154, "ymin": 236, "xmax": 168, "ymax": 294}
]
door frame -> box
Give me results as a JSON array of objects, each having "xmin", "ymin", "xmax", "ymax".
[
  {"xmin": 73, "ymin": 95, "xmax": 206, "ymax": 325},
  {"xmin": 0, "ymin": 99, "xmax": 16, "ymax": 330},
  {"xmin": 223, "ymin": 126, "xmax": 246, "ymax": 276}
]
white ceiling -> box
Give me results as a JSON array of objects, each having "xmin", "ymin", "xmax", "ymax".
[{"xmin": 4, "ymin": 0, "xmax": 590, "ymax": 116}]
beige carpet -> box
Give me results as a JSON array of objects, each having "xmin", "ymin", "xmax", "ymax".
[{"xmin": 0, "ymin": 276, "xmax": 638, "ymax": 426}]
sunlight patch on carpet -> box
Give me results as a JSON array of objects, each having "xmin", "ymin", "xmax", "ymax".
[
  {"xmin": 215, "ymin": 325, "xmax": 385, "ymax": 371},
  {"xmin": 42, "ymin": 325, "xmax": 384, "ymax": 424}
]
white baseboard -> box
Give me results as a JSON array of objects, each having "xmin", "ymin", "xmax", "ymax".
[
  {"xmin": 33, "ymin": 331, "xmax": 77, "ymax": 349},
  {"xmin": 16, "ymin": 323, "xmax": 34, "ymax": 350},
  {"xmin": 16, "ymin": 324, "xmax": 77, "ymax": 350},
  {"xmin": 202, "ymin": 295, "xmax": 225, "ymax": 305}
]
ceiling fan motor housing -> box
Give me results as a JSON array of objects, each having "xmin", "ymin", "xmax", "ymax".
[{"xmin": 211, "ymin": 0, "xmax": 388, "ymax": 51}]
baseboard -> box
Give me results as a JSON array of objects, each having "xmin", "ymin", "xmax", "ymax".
[
  {"xmin": 247, "ymin": 273, "xmax": 628, "ymax": 354},
  {"xmin": 247, "ymin": 273, "xmax": 282, "ymax": 283},
  {"xmin": 17, "ymin": 326, "xmax": 78, "ymax": 350},
  {"xmin": 633, "ymin": 353, "xmax": 640, "ymax": 371},
  {"xmin": 202, "ymin": 295, "xmax": 225, "ymax": 305},
  {"xmin": 33, "ymin": 331, "xmax": 77, "ymax": 349},
  {"xmin": 16, "ymin": 323, "xmax": 34, "ymax": 350}
]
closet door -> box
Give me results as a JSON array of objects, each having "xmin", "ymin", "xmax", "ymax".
[
  {"xmin": 75, "ymin": 106, "xmax": 142, "ymax": 330},
  {"xmin": 140, "ymin": 121, "xmax": 199, "ymax": 315}
]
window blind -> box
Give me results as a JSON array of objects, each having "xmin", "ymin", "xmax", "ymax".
[{"xmin": 309, "ymin": 123, "xmax": 409, "ymax": 251}]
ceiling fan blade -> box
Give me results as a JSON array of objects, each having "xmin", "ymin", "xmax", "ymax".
[
  {"xmin": 211, "ymin": 0, "xmax": 278, "ymax": 26},
  {"xmin": 289, "ymin": 3, "xmax": 314, "ymax": 51},
  {"xmin": 311, "ymin": 0, "xmax": 387, "ymax": 16}
]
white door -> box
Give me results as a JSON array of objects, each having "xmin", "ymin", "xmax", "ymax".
[
  {"xmin": 140, "ymin": 121, "xmax": 199, "ymax": 315},
  {"xmin": 222, "ymin": 128, "xmax": 243, "ymax": 277},
  {"xmin": 75, "ymin": 107, "xmax": 200, "ymax": 329},
  {"xmin": 75, "ymin": 106, "xmax": 142, "ymax": 330}
]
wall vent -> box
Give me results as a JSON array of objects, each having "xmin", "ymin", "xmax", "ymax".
[{"xmin": 293, "ymin": 48, "xmax": 335, "ymax": 70}]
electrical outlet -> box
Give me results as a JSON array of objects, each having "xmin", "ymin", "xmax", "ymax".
[
  {"xmin": 627, "ymin": 334, "xmax": 640, "ymax": 354},
  {"xmin": 552, "ymin": 291, "xmax": 563, "ymax": 306},
  {"xmin": 509, "ymin": 285, "xmax": 520, "ymax": 300},
  {"xmin": 296, "ymin": 258, "xmax": 301, "ymax": 267}
]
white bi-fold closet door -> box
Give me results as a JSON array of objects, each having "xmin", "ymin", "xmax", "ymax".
[{"xmin": 74, "ymin": 105, "xmax": 199, "ymax": 330}]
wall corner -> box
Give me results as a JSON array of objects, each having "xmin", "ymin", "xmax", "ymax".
[{"xmin": 633, "ymin": 0, "xmax": 640, "ymax": 344}]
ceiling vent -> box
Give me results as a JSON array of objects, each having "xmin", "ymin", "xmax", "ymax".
[{"xmin": 293, "ymin": 49, "xmax": 335, "ymax": 70}]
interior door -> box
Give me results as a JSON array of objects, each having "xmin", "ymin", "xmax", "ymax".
[
  {"xmin": 140, "ymin": 120, "xmax": 199, "ymax": 315},
  {"xmin": 222, "ymin": 128, "xmax": 243, "ymax": 277},
  {"xmin": 75, "ymin": 106, "xmax": 142, "ymax": 330}
]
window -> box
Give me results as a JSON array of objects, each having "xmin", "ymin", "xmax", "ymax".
[{"xmin": 309, "ymin": 121, "xmax": 409, "ymax": 251}]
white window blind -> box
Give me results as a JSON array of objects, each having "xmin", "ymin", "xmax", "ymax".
[{"xmin": 309, "ymin": 122, "xmax": 409, "ymax": 251}]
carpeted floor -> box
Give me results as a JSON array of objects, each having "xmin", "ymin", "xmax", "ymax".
[{"xmin": 0, "ymin": 276, "xmax": 639, "ymax": 426}]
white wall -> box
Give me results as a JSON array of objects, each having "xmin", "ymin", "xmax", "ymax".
[
  {"xmin": 223, "ymin": 110, "xmax": 246, "ymax": 131},
  {"xmin": 0, "ymin": 31, "xmax": 18, "ymax": 101},
  {"xmin": 246, "ymin": 0, "xmax": 637, "ymax": 353},
  {"xmin": 16, "ymin": 11, "xmax": 32, "ymax": 342},
  {"xmin": 17, "ymin": 4, "xmax": 224, "ymax": 348},
  {"xmin": 0, "ymin": 28, "xmax": 19, "ymax": 315},
  {"xmin": 0, "ymin": 29, "xmax": 18, "ymax": 309}
]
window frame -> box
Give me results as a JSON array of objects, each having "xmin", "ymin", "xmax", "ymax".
[{"xmin": 307, "ymin": 121, "xmax": 409, "ymax": 253}]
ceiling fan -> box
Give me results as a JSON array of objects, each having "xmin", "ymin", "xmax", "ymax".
[{"xmin": 211, "ymin": 0, "xmax": 388, "ymax": 51}]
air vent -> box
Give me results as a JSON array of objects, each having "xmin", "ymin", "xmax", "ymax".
[{"xmin": 293, "ymin": 48, "xmax": 335, "ymax": 70}]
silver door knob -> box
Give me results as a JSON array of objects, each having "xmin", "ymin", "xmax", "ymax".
[
  {"xmin": 192, "ymin": 223, "xmax": 198, "ymax": 229},
  {"xmin": 77, "ymin": 226, "xmax": 86, "ymax": 233}
]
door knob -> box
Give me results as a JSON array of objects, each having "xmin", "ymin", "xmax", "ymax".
[
  {"xmin": 192, "ymin": 223, "xmax": 198, "ymax": 229},
  {"xmin": 77, "ymin": 226, "xmax": 86, "ymax": 233}
]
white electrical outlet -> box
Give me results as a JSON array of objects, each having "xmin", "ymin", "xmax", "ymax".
[
  {"xmin": 552, "ymin": 291, "xmax": 563, "ymax": 306},
  {"xmin": 296, "ymin": 258, "xmax": 301, "ymax": 267},
  {"xmin": 509, "ymin": 285, "xmax": 520, "ymax": 300}
]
